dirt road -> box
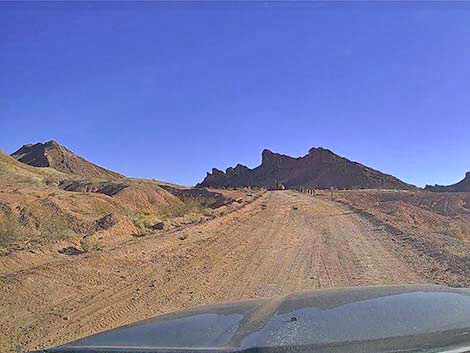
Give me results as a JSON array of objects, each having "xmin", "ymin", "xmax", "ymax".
[{"xmin": 0, "ymin": 191, "xmax": 424, "ymax": 353}]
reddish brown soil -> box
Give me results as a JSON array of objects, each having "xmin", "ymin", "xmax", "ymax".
[
  {"xmin": 335, "ymin": 190, "xmax": 470, "ymax": 287},
  {"xmin": 0, "ymin": 191, "xmax": 428, "ymax": 353}
]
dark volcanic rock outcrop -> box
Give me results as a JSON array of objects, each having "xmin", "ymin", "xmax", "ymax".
[
  {"xmin": 160, "ymin": 185, "xmax": 230, "ymax": 209},
  {"xmin": 58, "ymin": 180, "xmax": 129, "ymax": 196},
  {"xmin": 197, "ymin": 147, "xmax": 414, "ymax": 190},
  {"xmin": 425, "ymin": 172, "xmax": 470, "ymax": 192},
  {"xmin": 11, "ymin": 140, "xmax": 123, "ymax": 179}
]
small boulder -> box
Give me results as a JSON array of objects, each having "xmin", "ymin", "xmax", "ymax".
[{"xmin": 149, "ymin": 222, "xmax": 164, "ymax": 230}]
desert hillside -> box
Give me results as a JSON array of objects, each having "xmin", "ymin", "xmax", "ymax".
[
  {"xmin": 0, "ymin": 142, "xmax": 258, "ymax": 256},
  {"xmin": 11, "ymin": 140, "xmax": 123, "ymax": 179},
  {"xmin": 198, "ymin": 147, "xmax": 415, "ymax": 190}
]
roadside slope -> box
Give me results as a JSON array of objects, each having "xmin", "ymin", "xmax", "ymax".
[{"xmin": 1, "ymin": 191, "xmax": 424, "ymax": 353}]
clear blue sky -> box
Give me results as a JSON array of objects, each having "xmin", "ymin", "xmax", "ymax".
[{"xmin": 1, "ymin": 1, "xmax": 470, "ymax": 187}]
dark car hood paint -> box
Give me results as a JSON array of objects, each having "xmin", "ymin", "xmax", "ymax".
[{"xmin": 34, "ymin": 285, "xmax": 470, "ymax": 353}]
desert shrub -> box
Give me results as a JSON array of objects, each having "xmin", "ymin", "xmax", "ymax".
[
  {"xmin": 459, "ymin": 222, "xmax": 470, "ymax": 240},
  {"xmin": 80, "ymin": 237, "xmax": 102, "ymax": 252},
  {"xmin": 91, "ymin": 200, "xmax": 116, "ymax": 216},
  {"xmin": 159, "ymin": 199, "xmax": 203, "ymax": 219},
  {"xmin": 130, "ymin": 211, "xmax": 163, "ymax": 231},
  {"xmin": 202, "ymin": 209, "xmax": 214, "ymax": 217},
  {"xmin": 141, "ymin": 208, "xmax": 153, "ymax": 216},
  {"xmin": 437, "ymin": 221, "xmax": 464, "ymax": 240},
  {"xmin": 38, "ymin": 216, "xmax": 76, "ymax": 242},
  {"xmin": 0, "ymin": 214, "xmax": 27, "ymax": 248},
  {"xmin": 440, "ymin": 220, "xmax": 470, "ymax": 240}
]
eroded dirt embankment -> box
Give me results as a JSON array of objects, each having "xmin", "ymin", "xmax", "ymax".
[
  {"xmin": 1, "ymin": 191, "xmax": 426, "ymax": 353},
  {"xmin": 335, "ymin": 190, "xmax": 470, "ymax": 288}
]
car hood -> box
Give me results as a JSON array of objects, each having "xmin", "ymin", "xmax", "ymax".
[{"xmin": 35, "ymin": 285, "xmax": 470, "ymax": 353}]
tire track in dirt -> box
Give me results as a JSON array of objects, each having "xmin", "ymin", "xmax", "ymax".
[{"xmin": 0, "ymin": 191, "xmax": 426, "ymax": 353}]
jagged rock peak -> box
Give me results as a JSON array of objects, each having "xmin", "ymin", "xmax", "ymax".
[{"xmin": 197, "ymin": 147, "xmax": 414, "ymax": 190}]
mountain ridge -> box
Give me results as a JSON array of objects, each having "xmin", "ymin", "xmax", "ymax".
[{"xmin": 197, "ymin": 147, "xmax": 415, "ymax": 190}]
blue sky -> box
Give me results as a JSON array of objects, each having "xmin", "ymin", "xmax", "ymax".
[{"xmin": 1, "ymin": 1, "xmax": 470, "ymax": 187}]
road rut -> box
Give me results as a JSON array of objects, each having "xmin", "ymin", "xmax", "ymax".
[{"xmin": 0, "ymin": 191, "xmax": 424, "ymax": 352}]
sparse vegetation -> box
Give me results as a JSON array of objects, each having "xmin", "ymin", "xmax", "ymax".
[
  {"xmin": 80, "ymin": 237, "xmax": 102, "ymax": 252},
  {"xmin": 202, "ymin": 209, "xmax": 214, "ymax": 218},
  {"xmin": 37, "ymin": 216, "xmax": 77, "ymax": 242},
  {"xmin": 159, "ymin": 199, "xmax": 203, "ymax": 219},
  {"xmin": 0, "ymin": 213, "xmax": 28, "ymax": 249},
  {"xmin": 0, "ymin": 144, "xmax": 257, "ymax": 254},
  {"xmin": 91, "ymin": 199, "xmax": 117, "ymax": 216},
  {"xmin": 130, "ymin": 211, "xmax": 163, "ymax": 231},
  {"xmin": 0, "ymin": 209, "xmax": 78, "ymax": 253},
  {"xmin": 335, "ymin": 190, "xmax": 470, "ymax": 287},
  {"xmin": 437, "ymin": 221, "xmax": 464, "ymax": 240}
]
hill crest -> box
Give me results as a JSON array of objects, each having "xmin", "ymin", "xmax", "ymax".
[
  {"xmin": 11, "ymin": 140, "xmax": 123, "ymax": 179},
  {"xmin": 197, "ymin": 147, "xmax": 414, "ymax": 190}
]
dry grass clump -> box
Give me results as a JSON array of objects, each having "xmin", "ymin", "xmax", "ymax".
[
  {"xmin": 437, "ymin": 220, "xmax": 470, "ymax": 240},
  {"xmin": 0, "ymin": 213, "xmax": 28, "ymax": 249},
  {"xmin": 202, "ymin": 208, "xmax": 215, "ymax": 218},
  {"xmin": 91, "ymin": 199, "xmax": 118, "ymax": 216},
  {"xmin": 159, "ymin": 199, "xmax": 203, "ymax": 219},
  {"xmin": 129, "ymin": 198, "xmax": 207, "ymax": 234},
  {"xmin": 37, "ymin": 216, "xmax": 77, "ymax": 242},
  {"xmin": 80, "ymin": 237, "xmax": 102, "ymax": 253},
  {"xmin": 130, "ymin": 209, "xmax": 163, "ymax": 231}
]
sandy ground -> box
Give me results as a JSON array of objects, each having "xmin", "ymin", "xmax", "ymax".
[{"xmin": 0, "ymin": 191, "xmax": 425, "ymax": 353}]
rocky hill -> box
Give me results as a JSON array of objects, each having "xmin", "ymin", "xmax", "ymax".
[
  {"xmin": 0, "ymin": 142, "xmax": 254, "ymax": 255},
  {"xmin": 11, "ymin": 140, "xmax": 123, "ymax": 179},
  {"xmin": 425, "ymin": 172, "xmax": 470, "ymax": 192},
  {"xmin": 197, "ymin": 147, "xmax": 414, "ymax": 190}
]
